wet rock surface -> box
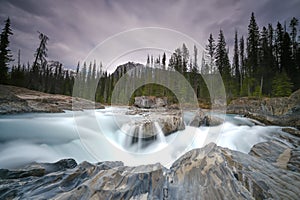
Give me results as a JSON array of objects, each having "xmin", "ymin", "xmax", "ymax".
[
  {"xmin": 133, "ymin": 96, "xmax": 168, "ymax": 109},
  {"xmin": 1, "ymin": 128, "xmax": 300, "ymax": 200},
  {"xmin": 189, "ymin": 110, "xmax": 225, "ymax": 127},
  {"xmin": 0, "ymin": 85, "xmax": 104, "ymax": 114},
  {"xmin": 123, "ymin": 109, "xmax": 185, "ymax": 141},
  {"xmin": 227, "ymin": 89, "xmax": 300, "ymax": 128}
]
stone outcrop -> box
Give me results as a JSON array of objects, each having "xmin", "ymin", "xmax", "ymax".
[
  {"xmin": 133, "ymin": 96, "xmax": 168, "ymax": 108},
  {"xmin": 189, "ymin": 110, "xmax": 224, "ymax": 127},
  {"xmin": 227, "ymin": 89, "xmax": 300, "ymax": 128},
  {"xmin": 1, "ymin": 135, "xmax": 300, "ymax": 199},
  {"xmin": 0, "ymin": 85, "xmax": 104, "ymax": 114},
  {"xmin": 123, "ymin": 110, "xmax": 185, "ymax": 142}
]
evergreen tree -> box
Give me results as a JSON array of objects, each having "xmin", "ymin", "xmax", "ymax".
[
  {"xmin": 239, "ymin": 36, "xmax": 245, "ymax": 80},
  {"xmin": 146, "ymin": 54, "xmax": 150, "ymax": 67},
  {"xmin": 272, "ymin": 72, "xmax": 293, "ymax": 97},
  {"xmin": 192, "ymin": 45, "xmax": 198, "ymax": 73},
  {"xmin": 182, "ymin": 43, "xmax": 189, "ymax": 73},
  {"xmin": 246, "ymin": 12, "xmax": 260, "ymax": 79},
  {"xmin": 200, "ymin": 51, "xmax": 209, "ymax": 74},
  {"xmin": 29, "ymin": 32, "xmax": 48, "ymax": 89},
  {"xmin": 162, "ymin": 52, "xmax": 166, "ymax": 69},
  {"xmin": 275, "ymin": 22, "xmax": 284, "ymax": 72},
  {"xmin": 0, "ymin": 18, "xmax": 13, "ymax": 84},
  {"xmin": 289, "ymin": 17, "xmax": 298, "ymax": 58},
  {"xmin": 233, "ymin": 30, "xmax": 240, "ymax": 92},
  {"xmin": 215, "ymin": 29, "xmax": 230, "ymax": 77},
  {"xmin": 259, "ymin": 26, "xmax": 273, "ymax": 95},
  {"xmin": 205, "ymin": 33, "xmax": 216, "ymax": 74}
]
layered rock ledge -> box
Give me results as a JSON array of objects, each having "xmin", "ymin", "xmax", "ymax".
[
  {"xmin": 1, "ymin": 128, "xmax": 300, "ymax": 199},
  {"xmin": 0, "ymin": 85, "xmax": 104, "ymax": 114},
  {"xmin": 227, "ymin": 89, "xmax": 300, "ymax": 128},
  {"xmin": 124, "ymin": 108, "xmax": 185, "ymax": 142}
]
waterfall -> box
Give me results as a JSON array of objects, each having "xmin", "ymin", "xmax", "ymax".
[
  {"xmin": 154, "ymin": 122, "xmax": 167, "ymax": 144},
  {"xmin": 137, "ymin": 125, "xmax": 143, "ymax": 152}
]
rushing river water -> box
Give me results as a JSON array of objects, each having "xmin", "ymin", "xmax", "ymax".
[{"xmin": 0, "ymin": 107, "xmax": 283, "ymax": 169}]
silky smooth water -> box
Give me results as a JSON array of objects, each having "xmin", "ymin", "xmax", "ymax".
[{"xmin": 0, "ymin": 107, "xmax": 282, "ymax": 169}]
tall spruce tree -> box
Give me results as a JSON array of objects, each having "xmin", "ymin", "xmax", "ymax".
[
  {"xmin": 162, "ymin": 52, "xmax": 166, "ymax": 69},
  {"xmin": 239, "ymin": 36, "xmax": 245, "ymax": 80},
  {"xmin": 259, "ymin": 26, "xmax": 273, "ymax": 95},
  {"xmin": 215, "ymin": 29, "xmax": 230, "ymax": 77},
  {"xmin": 182, "ymin": 43, "xmax": 189, "ymax": 73},
  {"xmin": 0, "ymin": 18, "xmax": 13, "ymax": 84},
  {"xmin": 247, "ymin": 12, "xmax": 260, "ymax": 79},
  {"xmin": 233, "ymin": 30, "xmax": 240, "ymax": 92},
  {"xmin": 275, "ymin": 22, "xmax": 284, "ymax": 72},
  {"xmin": 205, "ymin": 33, "xmax": 216, "ymax": 74},
  {"xmin": 289, "ymin": 17, "xmax": 298, "ymax": 58}
]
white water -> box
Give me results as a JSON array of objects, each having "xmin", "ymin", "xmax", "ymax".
[{"xmin": 0, "ymin": 107, "xmax": 282, "ymax": 169}]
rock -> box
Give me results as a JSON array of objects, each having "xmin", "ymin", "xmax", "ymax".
[
  {"xmin": 169, "ymin": 143, "xmax": 300, "ymax": 199},
  {"xmin": 0, "ymin": 85, "xmax": 33, "ymax": 114},
  {"xmin": 189, "ymin": 110, "xmax": 224, "ymax": 127},
  {"xmin": 157, "ymin": 112, "xmax": 185, "ymax": 135},
  {"xmin": 2, "ymin": 142, "xmax": 300, "ymax": 199},
  {"xmin": 0, "ymin": 159, "xmax": 77, "ymax": 179},
  {"xmin": 0, "ymin": 161, "xmax": 166, "ymax": 200},
  {"xmin": 227, "ymin": 89, "xmax": 300, "ymax": 128},
  {"xmin": 288, "ymin": 147, "xmax": 300, "ymax": 173},
  {"xmin": 282, "ymin": 127, "xmax": 300, "ymax": 137},
  {"xmin": 249, "ymin": 128, "xmax": 300, "ymax": 173},
  {"xmin": 0, "ymin": 85, "xmax": 104, "ymax": 114},
  {"xmin": 123, "ymin": 110, "xmax": 185, "ymax": 142},
  {"xmin": 133, "ymin": 96, "xmax": 167, "ymax": 109},
  {"xmin": 167, "ymin": 104, "xmax": 180, "ymax": 110}
]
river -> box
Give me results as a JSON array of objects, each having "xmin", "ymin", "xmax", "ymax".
[{"xmin": 0, "ymin": 107, "xmax": 283, "ymax": 169}]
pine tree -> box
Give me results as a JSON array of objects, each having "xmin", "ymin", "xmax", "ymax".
[
  {"xmin": 289, "ymin": 17, "xmax": 298, "ymax": 58},
  {"xmin": 162, "ymin": 52, "xmax": 166, "ymax": 69},
  {"xmin": 205, "ymin": 33, "xmax": 216, "ymax": 74},
  {"xmin": 259, "ymin": 26, "xmax": 273, "ymax": 95},
  {"xmin": 0, "ymin": 18, "xmax": 13, "ymax": 84},
  {"xmin": 146, "ymin": 54, "xmax": 150, "ymax": 67},
  {"xmin": 272, "ymin": 72, "xmax": 293, "ymax": 97},
  {"xmin": 233, "ymin": 30, "xmax": 240, "ymax": 92},
  {"xmin": 215, "ymin": 29, "xmax": 230, "ymax": 77},
  {"xmin": 192, "ymin": 45, "xmax": 198, "ymax": 73},
  {"xmin": 239, "ymin": 36, "xmax": 245, "ymax": 80},
  {"xmin": 247, "ymin": 12, "xmax": 260, "ymax": 79},
  {"xmin": 29, "ymin": 32, "xmax": 48, "ymax": 89},
  {"xmin": 275, "ymin": 22, "xmax": 284, "ymax": 72},
  {"xmin": 182, "ymin": 43, "xmax": 189, "ymax": 73}
]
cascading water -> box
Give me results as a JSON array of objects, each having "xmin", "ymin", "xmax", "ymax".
[
  {"xmin": 154, "ymin": 122, "xmax": 167, "ymax": 144},
  {"xmin": 0, "ymin": 107, "xmax": 284, "ymax": 169}
]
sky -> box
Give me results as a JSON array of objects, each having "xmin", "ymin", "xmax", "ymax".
[{"xmin": 0, "ymin": 0, "xmax": 300, "ymax": 71}]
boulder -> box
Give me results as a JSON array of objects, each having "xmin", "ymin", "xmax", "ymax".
[
  {"xmin": 122, "ymin": 110, "xmax": 185, "ymax": 143},
  {"xmin": 189, "ymin": 110, "xmax": 224, "ymax": 127},
  {"xmin": 1, "ymin": 141, "xmax": 300, "ymax": 199},
  {"xmin": 133, "ymin": 96, "xmax": 167, "ymax": 108}
]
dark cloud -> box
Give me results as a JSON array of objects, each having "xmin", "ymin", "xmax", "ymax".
[{"xmin": 0, "ymin": 0, "xmax": 299, "ymax": 69}]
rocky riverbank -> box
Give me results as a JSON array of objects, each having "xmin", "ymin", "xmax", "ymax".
[
  {"xmin": 1, "ymin": 126, "xmax": 299, "ymax": 199},
  {"xmin": 0, "ymin": 85, "xmax": 104, "ymax": 114},
  {"xmin": 227, "ymin": 89, "xmax": 300, "ymax": 129}
]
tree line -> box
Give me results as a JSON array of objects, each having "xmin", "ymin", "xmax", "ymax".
[
  {"xmin": 0, "ymin": 12, "xmax": 300, "ymax": 106},
  {"xmin": 167, "ymin": 13, "xmax": 300, "ymax": 98}
]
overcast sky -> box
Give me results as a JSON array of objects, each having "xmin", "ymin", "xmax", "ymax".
[{"xmin": 0, "ymin": 0, "xmax": 299, "ymax": 71}]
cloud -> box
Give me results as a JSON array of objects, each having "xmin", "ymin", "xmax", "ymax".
[{"xmin": 0, "ymin": 0, "xmax": 299, "ymax": 69}]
